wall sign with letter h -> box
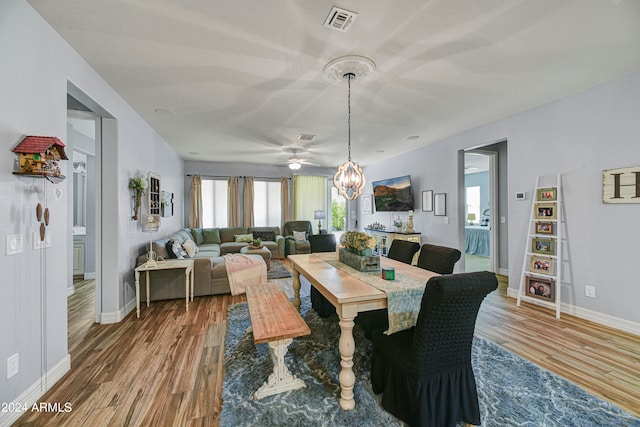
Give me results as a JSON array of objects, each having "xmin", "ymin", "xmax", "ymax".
[{"xmin": 602, "ymin": 166, "xmax": 640, "ymax": 203}]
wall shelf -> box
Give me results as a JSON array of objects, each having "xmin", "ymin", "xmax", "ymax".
[{"xmin": 13, "ymin": 171, "xmax": 65, "ymax": 183}]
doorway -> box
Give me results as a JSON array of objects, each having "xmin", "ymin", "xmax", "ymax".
[
  {"xmin": 463, "ymin": 150, "xmax": 498, "ymax": 272},
  {"xmin": 67, "ymin": 109, "xmax": 98, "ymax": 331}
]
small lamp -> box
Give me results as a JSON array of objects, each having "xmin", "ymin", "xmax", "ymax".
[
  {"xmin": 142, "ymin": 213, "xmax": 161, "ymax": 266},
  {"xmin": 467, "ymin": 213, "xmax": 476, "ymax": 225},
  {"xmin": 314, "ymin": 210, "xmax": 326, "ymax": 234}
]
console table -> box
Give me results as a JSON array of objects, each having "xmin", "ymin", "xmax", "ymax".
[
  {"xmin": 364, "ymin": 228, "xmax": 421, "ymax": 264},
  {"xmin": 134, "ymin": 259, "xmax": 194, "ymax": 317}
]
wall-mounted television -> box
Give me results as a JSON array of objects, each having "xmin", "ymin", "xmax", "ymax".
[{"xmin": 371, "ymin": 175, "xmax": 414, "ymax": 211}]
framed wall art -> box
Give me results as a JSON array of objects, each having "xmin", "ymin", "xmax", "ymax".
[
  {"xmin": 434, "ymin": 193, "xmax": 446, "ymax": 216},
  {"xmin": 525, "ymin": 275, "xmax": 555, "ymax": 301},
  {"xmin": 534, "ymin": 202, "xmax": 557, "ymax": 220},
  {"xmin": 536, "ymin": 187, "xmax": 557, "ymax": 201},
  {"xmin": 530, "ymin": 256, "xmax": 553, "ymax": 275},
  {"xmin": 532, "ymin": 237, "xmax": 556, "ymax": 255},
  {"xmin": 535, "ymin": 221, "xmax": 554, "ymax": 235},
  {"xmin": 422, "ymin": 190, "xmax": 433, "ymax": 212},
  {"xmin": 361, "ymin": 194, "xmax": 373, "ymax": 215}
]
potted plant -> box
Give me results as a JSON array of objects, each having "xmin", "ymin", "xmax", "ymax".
[{"xmin": 129, "ymin": 175, "xmax": 147, "ymax": 220}]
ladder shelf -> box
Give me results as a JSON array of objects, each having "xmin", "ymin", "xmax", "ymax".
[{"xmin": 516, "ymin": 174, "xmax": 563, "ymax": 318}]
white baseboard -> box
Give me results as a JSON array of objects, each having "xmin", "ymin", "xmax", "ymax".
[
  {"xmin": 66, "ymin": 285, "xmax": 75, "ymax": 296},
  {"xmin": 84, "ymin": 272, "xmax": 96, "ymax": 280},
  {"xmin": 0, "ymin": 354, "xmax": 71, "ymax": 427},
  {"xmin": 99, "ymin": 297, "xmax": 136, "ymax": 324},
  {"xmin": 506, "ymin": 288, "xmax": 640, "ymax": 336},
  {"xmin": 497, "ymin": 267, "xmax": 508, "ymax": 276}
]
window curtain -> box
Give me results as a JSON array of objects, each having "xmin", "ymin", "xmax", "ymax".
[
  {"xmin": 281, "ymin": 176, "xmax": 290, "ymax": 227},
  {"xmin": 228, "ymin": 176, "xmax": 240, "ymax": 227},
  {"xmin": 293, "ymin": 175, "xmax": 327, "ymax": 223},
  {"xmin": 189, "ymin": 175, "xmax": 202, "ymax": 228},
  {"xmin": 243, "ymin": 176, "xmax": 255, "ymax": 227}
]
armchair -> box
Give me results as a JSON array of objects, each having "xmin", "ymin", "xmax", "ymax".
[
  {"xmin": 282, "ymin": 221, "xmax": 313, "ymax": 256},
  {"xmin": 371, "ymin": 271, "xmax": 498, "ymax": 426}
]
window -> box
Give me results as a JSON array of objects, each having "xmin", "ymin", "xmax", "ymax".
[
  {"xmin": 202, "ymin": 179, "xmax": 228, "ymax": 228},
  {"xmin": 253, "ymin": 180, "xmax": 281, "ymax": 226},
  {"xmin": 466, "ymin": 186, "xmax": 480, "ymax": 225},
  {"xmin": 293, "ymin": 175, "xmax": 328, "ymax": 222}
]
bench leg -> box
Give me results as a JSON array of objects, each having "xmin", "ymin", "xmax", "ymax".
[{"xmin": 254, "ymin": 338, "xmax": 305, "ymax": 400}]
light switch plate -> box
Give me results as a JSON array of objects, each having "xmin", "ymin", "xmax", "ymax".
[
  {"xmin": 32, "ymin": 231, "xmax": 52, "ymax": 250},
  {"xmin": 6, "ymin": 234, "xmax": 24, "ymax": 255}
]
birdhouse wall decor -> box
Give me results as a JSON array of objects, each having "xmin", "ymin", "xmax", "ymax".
[{"xmin": 12, "ymin": 135, "xmax": 68, "ymax": 183}]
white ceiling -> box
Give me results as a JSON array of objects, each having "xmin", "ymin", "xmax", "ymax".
[{"xmin": 27, "ymin": 0, "xmax": 640, "ymax": 169}]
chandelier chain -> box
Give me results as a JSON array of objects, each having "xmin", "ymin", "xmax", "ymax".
[{"xmin": 347, "ymin": 74, "xmax": 352, "ymax": 161}]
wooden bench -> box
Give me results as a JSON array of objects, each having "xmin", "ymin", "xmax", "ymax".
[{"xmin": 245, "ymin": 281, "xmax": 311, "ymax": 399}]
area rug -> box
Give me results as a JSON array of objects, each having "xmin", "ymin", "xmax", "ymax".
[
  {"xmin": 221, "ymin": 300, "xmax": 640, "ymax": 427},
  {"xmin": 267, "ymin": 259, "xmax": 292, "ymax": 279}
]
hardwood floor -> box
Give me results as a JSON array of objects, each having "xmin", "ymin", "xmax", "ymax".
[{"xmin": 15, "ymin": 267, "xmax": 640, "ymax": 426}]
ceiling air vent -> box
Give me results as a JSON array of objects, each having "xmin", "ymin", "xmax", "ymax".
[
  {"xmin": 297, "ymin": 134, "xmax": 316, "ymax": 141},
  {"xmin": 323, "ymin": 7, "xmax": 358, "ymax": 32}
]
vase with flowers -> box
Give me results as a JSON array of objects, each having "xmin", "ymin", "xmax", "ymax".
[
  {"xmin": 338, "ymin": 231, "xmax": 380, "ymax": 272},
  {"xmin": 129, "ymin": 175, "xmax": 148, "ymax": 220}
]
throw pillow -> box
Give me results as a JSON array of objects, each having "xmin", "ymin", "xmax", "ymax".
[
  {"xmin": 165, "ymin": 240, "xmax": 178, "ymax": 259},
  {"xmin": 182, "ymin": 239, "xmax": 199, "ymax": 258},
  {"xmin": 202, "ymin": 228, "xmax": 221, "ymax": 244},
  {"xmin": 252, "ymin": 230, "xmax": 276, "ymax": 242},
  {"xmin": 171, "ymin": 240, "xmax": 189, "ymax": 259},
  {"xmin": 191, "ymin": 228, "xmax": 204, "ymax": 245},
  {"xmin": 234, "ymin": 233, "xmax": 254, "ymax": 243},
  {"xmin": 293, "ymin": 231, "xmax": 306, "ymax": 242}
]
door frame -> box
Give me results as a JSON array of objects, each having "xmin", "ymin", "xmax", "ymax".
[{"xmin": 462, "ymin": 149, "xmax": 499, "ymax": 272}]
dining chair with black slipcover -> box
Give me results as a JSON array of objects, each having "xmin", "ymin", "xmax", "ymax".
[
  {"xmin": 309, "ymin": 233, "xmax": 337, "ymax": 318},
  {"xmin": 416, "ymin": 243, "xmax": 462, "ymax": 274},
  {"xmin": 386, "ymin": 239, "xmax": 421, "ymax": 265},
  {"xmin": 371, "ymin": 271, "xmax": 498, "ymax": 427}
]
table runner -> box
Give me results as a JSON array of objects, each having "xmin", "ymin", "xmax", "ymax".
[{"xmin": 315, "ymin": 253, "xmax": 425, "ymax": 334}]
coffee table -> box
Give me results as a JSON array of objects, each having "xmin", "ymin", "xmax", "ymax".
[{"xmin": 240, "ymin": 245, "xmax": 271, "ymax": 269}]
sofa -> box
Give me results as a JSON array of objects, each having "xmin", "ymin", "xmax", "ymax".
[{"xmin": 136, "ymin": 226, "xmax": 285, "ymax": 301}]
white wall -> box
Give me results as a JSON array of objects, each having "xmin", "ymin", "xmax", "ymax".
[
  {"xmin": 0, "ymin": 0, "xmax": 184, "ymax": 415},
  {"xmin": 362, "ymin": 70, "xmax": 640, "ymax": 332}
]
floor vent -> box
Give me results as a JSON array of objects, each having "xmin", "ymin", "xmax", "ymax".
[{"xmin": 323, "ymin": 7, "xmax": 358, "ymax": 32}]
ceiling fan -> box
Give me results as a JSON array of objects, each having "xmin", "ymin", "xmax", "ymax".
[{"xmin": 280, "ymin": 149, "xmax": 318, "ymax": 170}]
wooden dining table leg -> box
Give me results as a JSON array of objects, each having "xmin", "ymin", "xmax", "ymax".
[
  {"xmin": 338, "ymin": 304, "xmax": 357, "ymax": 410},
  {"xmin": 292, "ymin": 268, "xmax": 302, "ymax": 311}
]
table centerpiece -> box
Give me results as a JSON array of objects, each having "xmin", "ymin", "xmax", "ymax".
[{"xmin": 338, "ymin": 231, "xmax": 380, "ymax": 272}]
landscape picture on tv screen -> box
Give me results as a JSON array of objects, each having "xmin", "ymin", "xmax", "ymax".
[{"xmin": 372, "ymin": 175, "xmax": 414, "ymax": 211}]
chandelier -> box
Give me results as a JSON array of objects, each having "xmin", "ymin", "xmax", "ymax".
[{"xmin": 333, "ymin": 72, "xmax": 365, "ymax": 200}]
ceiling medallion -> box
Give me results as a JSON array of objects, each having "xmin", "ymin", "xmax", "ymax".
[
  {"xmin": 323, "ymin": 55, "xmax": 376, "ymax": 84},
  {"xmin": 333, "ymin": 72, "xmax": 365, "ymax": 201}
]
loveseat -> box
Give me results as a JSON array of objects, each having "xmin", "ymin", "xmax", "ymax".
[{"xmin": 136, "ymin": 226, "xmax": 285, "ymax": 301}]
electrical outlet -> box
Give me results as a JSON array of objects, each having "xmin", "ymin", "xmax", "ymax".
[
  {"xmin": 501, "ymin": 216, "xmax": 506, "ymax": 224},
  {"xmin": 585, "ymin": 286, "xmax": 596, "ymax": 298},
  {"xmin": 444, "ymin": 217, "xmax": 449, "ymax": 224},
  {"xmin": 7, "ymin": 353, "xmax": 19, "ymax": 379}
]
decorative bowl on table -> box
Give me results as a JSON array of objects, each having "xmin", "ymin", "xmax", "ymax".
[{"xmin": 248, "ymin": 238, "xmax": 263, "ymax": 249}]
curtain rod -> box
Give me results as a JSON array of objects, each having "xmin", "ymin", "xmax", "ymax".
[{"xmin": 186, "ymin": 174, "xmax": 290, "ymax": 180}]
